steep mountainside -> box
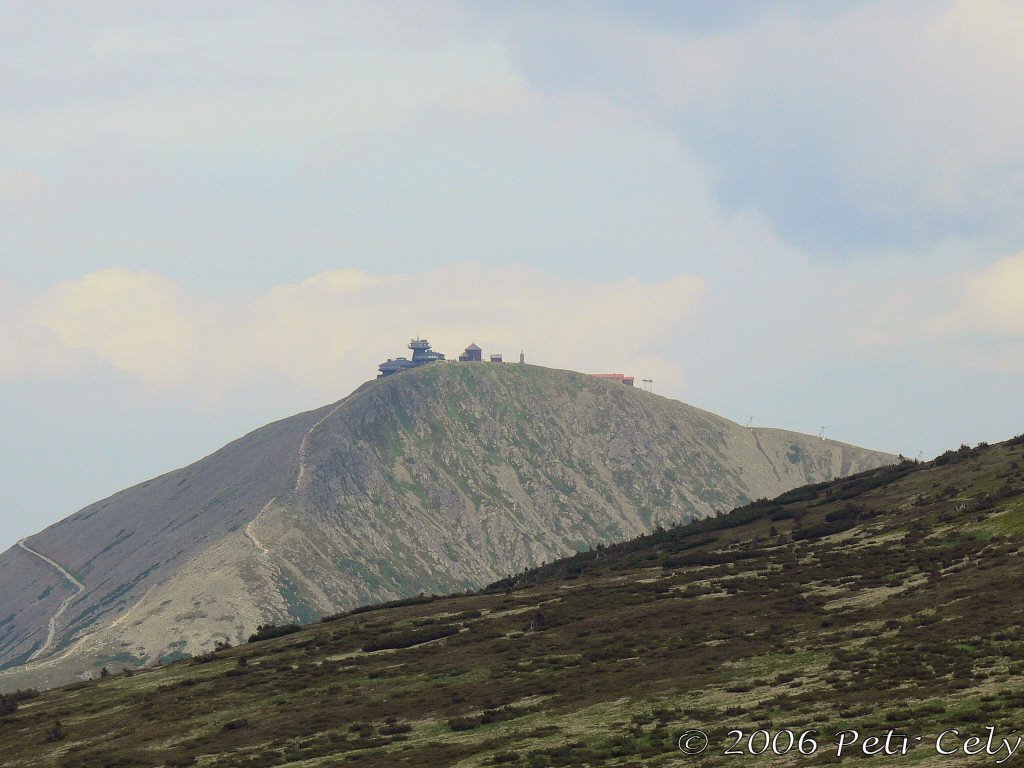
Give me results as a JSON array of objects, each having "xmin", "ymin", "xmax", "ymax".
[
  {"xmin": 0, "ymin": 363, "xmax": 894, "ymax": 689},
  {"xmin": 1, "ymin": 439, "xmax": 1021, "ymax": 767}
]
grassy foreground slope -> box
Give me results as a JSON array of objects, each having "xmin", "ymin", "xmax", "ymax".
[{"xmin": 1, "ymin": 437, "xmax": 1022, "ymax": 767}]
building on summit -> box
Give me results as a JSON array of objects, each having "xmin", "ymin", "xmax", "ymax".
[
  {"xmin": 458, "ymin": 343, "xmax": 482, "ymax": 362},
  {"xmin": 377, "ymin": 338, "xmax": 446, "ymax": 378},
  {"xmin": 377, "ymin": 338, "xmax": 633, "ymax": 385},
  {"xmin": 591, "ymin": 373, "xmax": 635, "ymax": 386},
  {"xmin": 378, "ymin": 338, "xmax": 511, "ymax": 377}
]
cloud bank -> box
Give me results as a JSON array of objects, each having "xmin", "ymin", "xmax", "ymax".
[{"xmin": 5, "ymin": 266, "xmax": 705, "ymax": 398}]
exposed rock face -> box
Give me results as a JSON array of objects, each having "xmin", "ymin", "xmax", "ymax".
[{"xmin": 0, "ymin": 363, "xmax": 896, "ymax": 689}]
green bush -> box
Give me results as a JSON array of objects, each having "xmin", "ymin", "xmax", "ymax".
[
  {"xmin": 248, "ymin": 624, "xmax": 302, "ymax": 643},
  {"xmin": 320, "ymin": 593, "xmax": 440, "ymax": 623},
  {"xmin": 448, "ymin": 717, "xmax": 478, "ymax": 731},
  {"xmin": 362, "ymin": 623, "xmax": 458, "ymax": 652},
  {"xmin": 0, "ymin": 694, "xmax": 17, "ymax": 716}
]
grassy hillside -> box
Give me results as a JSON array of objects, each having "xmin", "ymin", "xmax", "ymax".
[{"xmin": 1, "ymin": 436, "xmax": 1021, "ymax": 767}]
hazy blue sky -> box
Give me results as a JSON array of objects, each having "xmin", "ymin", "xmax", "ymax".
[{"xmin": 2, "ymin": 1, "xmax": 1023, "ymax": 550}]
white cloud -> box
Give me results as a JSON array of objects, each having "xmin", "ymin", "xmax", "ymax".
[
  {"xmin": 30, "ymin": 270, "xmax": 198, "ymax": 385},
  {"xmin": 0, "ymin": 4, "xmax": 517, "ymax": 155},
  {"xmin": 5, "ymin": 1, "xmax": 1024, "ymax": 274},
  {"xmin": 507, "ymin": 1, "xmax": 1024, "ymax": 231},
  {"xmin": 880, "ymin": 252, "xmax": 1024, "ymax": 341},
  {"xmin": 857, "ymin": 251, "xmax": 1024, "ymax": 372},
  {"xmin": 7, "ymin": 266, "xmax": 706, "ymax": 398},
  {"xmin": 0, "ymin": 283, "xmax": 75, "ymax": 379},
  {"xmin": 953, "ymin": 253, "xmax": 1024, "ymax": 336},
  {"xmin": 2, "ymin": 2, "xmax": 737, "ymax": 296}
]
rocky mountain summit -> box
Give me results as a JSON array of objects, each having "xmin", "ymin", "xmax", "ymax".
[{"xmin": 0, "ymin": 363, "xmax": 895, "ymax": 689}]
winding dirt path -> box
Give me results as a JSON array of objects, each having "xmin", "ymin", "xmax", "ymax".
[
  {"xmin": 8, "ymin": 393, "xmax": 354, "ymax": 670},
  {"xmin": 294, "ymin": 398, "xmax": 350, "ymax": 492},
  {"xmin": 245, "ymin": 396, "xmax": 350, "ymax": 558},
  {"xmin": 18, "ymin": 539, "xmax": 85, "ymax": 662},
  {"xmin": 244, "ymin": 498, "xmax": 275, "ymax": 556}
]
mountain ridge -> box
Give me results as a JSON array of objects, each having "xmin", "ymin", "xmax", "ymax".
[{"xmin": 0, "ymin": 362, "xmax": 895, "ymax": 689}]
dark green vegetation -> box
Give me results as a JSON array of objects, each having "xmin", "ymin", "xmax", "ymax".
[
  {"xmin": 247, "ymin": 625, "xmax": 302, "ymax": 644},
  {"xmin": 2, "ymin": 437, "xmax": 1022, "ymax": 767}
]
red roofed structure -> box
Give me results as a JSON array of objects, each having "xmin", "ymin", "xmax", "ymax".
[{"xmin": 591, "ymin": 373, "xmax": 634, "ymax": 386}]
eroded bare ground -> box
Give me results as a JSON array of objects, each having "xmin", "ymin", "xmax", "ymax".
[{"xmin": 1, "ymin": 438, "xmax": 1022, "ymax": 767}]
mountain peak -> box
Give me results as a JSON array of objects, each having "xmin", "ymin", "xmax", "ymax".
[{"xmin": 0, "ymin": 363, "xmax": 895, "ymax": 689}]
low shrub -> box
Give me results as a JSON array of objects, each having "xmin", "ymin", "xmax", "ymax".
[
  {"xmin": 362, "ymin": 623, "xmax": 458, "ymax": 652},
  {"xmin": 248, "ymin": 624, "xmax": 302, "ymax": 643}
]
